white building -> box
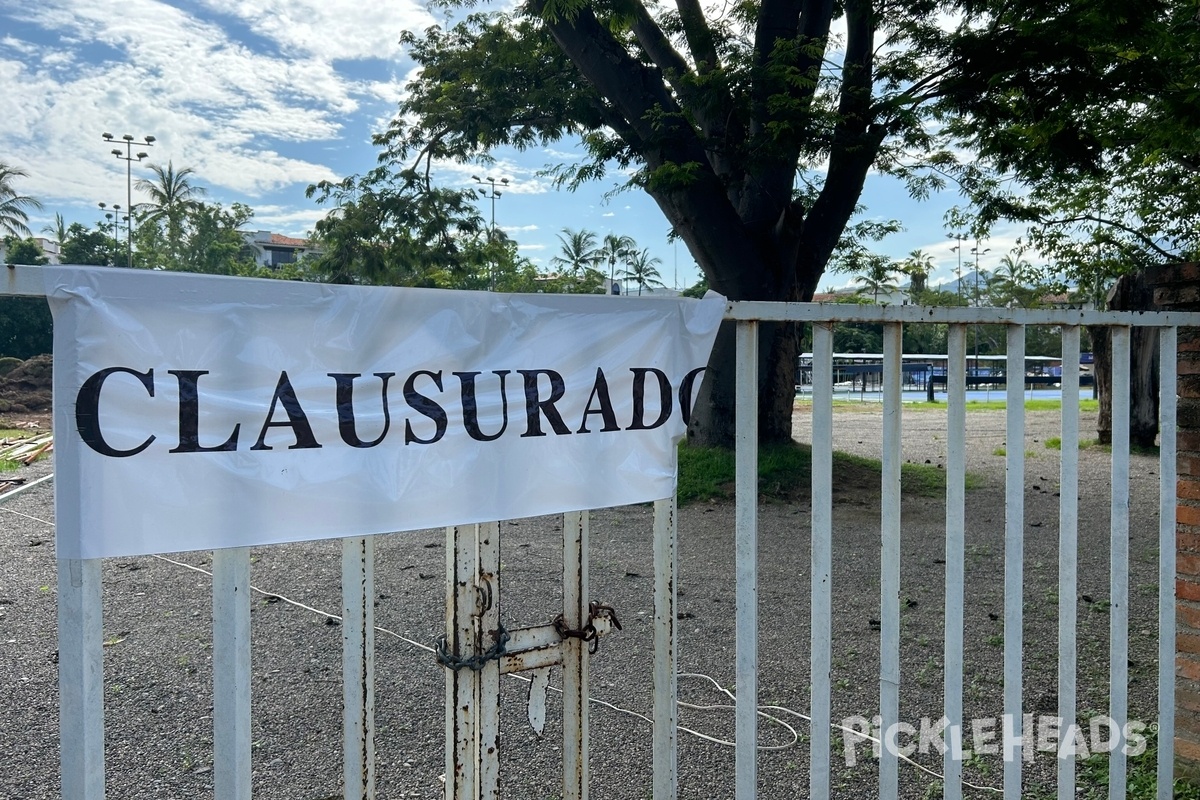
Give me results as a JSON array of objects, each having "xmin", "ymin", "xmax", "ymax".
[{"xmin": 240, "ymin": 230, "xmax": 320, "ymax": 269}]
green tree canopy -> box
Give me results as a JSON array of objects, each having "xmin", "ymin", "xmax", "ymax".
[
  {"xmin": 935, "ymin": 0, "xmax": 1199, "ymax": 294},
  {"xmin": 305, "ymin": 165, "xmax": 544, "ymax": 290},
  {"xmin": 3, "ymin": 237, "xmax": 48, "ymax": 266},
  {"xmin": 135, "ymin": 161, "xmax": 207, "ymax": 266},
  {"xmin": 134, "ymin": 201, "xmax": 257, "ymax": 274},
  {"xmin": 60, "ymin": 222, "xmax": 120, "ymax": 267},
  {"xmin": 375, "ymin": 0, "xmax": 1173, "ymax": 444}
]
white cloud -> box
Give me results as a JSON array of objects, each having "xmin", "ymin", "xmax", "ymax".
[
  {"xmin": 249, "ymin": 204, "xmax": 328, "ymax": 235},
  {"xmin": 518, "ymin": 243, "xmax": 547, "ymax": 251},
  {"xmin": 0, "ymin": 0, "xmax": 405, "ymax": 217},
  {"xmin": 198, "ymin": 0, "xmax": 431, "ymax": 62}
]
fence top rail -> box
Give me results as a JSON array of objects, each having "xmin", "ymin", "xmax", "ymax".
[
  {"xmin": 725, "ymin": 299, "xmax": 1200, "ymax": 326},
  {"xmin": 7, "ymin": 264, "xmax": 1199, "ymax": 326}
]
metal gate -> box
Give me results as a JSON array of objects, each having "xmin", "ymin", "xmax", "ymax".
[{"xmin": 5, "ymin": 263, "xmax": 1199, "ymax": 799}]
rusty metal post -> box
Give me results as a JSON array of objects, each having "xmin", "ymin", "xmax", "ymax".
[
  {"xmin": 476, "ymin": 522, "xmax": 501, "ymax": 799},
  {"xmin": 445, "ymin": 524, "xmax": 478, "ymax": 799},
  {"xmin": 562, "ymin": 511, "xmax": 589, "ymax": 800}
]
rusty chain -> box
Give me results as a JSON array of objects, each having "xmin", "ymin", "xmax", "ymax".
[
  {"xmin": 434, "ymin": 622, "xmax": 510, "ymax": 672},
  {"xmin": 553, "ymin": 601, "xmax": 623, "ymax": 654}
]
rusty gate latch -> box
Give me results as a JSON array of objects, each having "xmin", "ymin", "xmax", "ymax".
[{"xmin": 553, "ymin": 601, "xmax": 623, "ymax": 654}]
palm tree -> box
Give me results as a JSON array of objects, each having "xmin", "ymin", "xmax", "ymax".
[
  {"xmin": 550, "ymin": 227, "xmax": 600, "ymax": 278},
  {"xmin": 135, "ymin": 161, "xmax": 207, "ymax": 260},
  {"xmin": 854, "ymin": 255, "xmax": 900, "ymax": 303},
  {"xmin": 621, "ymin": 248, "xmax": 665, "ymax": 295},
  {"xmin": 989, "ymin": 253, "xmax": 1033, "ymax": 306},
  {"xmin": 901, "ymin": 248, "xmax": 935, "ymax": 298},
  {"xmin": 0, "ymin": 162, "xmax": 43, "ymax": 239},
  {"xmin": 599, "ymin": 232, "xmax": 636, "ymax": 294},
  {"xmin": 41, "ymin": 213, "xmax": 69, "ymax": 257}
]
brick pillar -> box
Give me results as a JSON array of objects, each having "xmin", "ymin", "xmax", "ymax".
[{"xmin": 1144, "ymin": 263, "xmax": 1200, "ymax": 778}]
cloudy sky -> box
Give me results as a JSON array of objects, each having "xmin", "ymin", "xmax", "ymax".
[{"xmin": 0, "ymin": 0, "xmax": 1015, "ymax": 290}]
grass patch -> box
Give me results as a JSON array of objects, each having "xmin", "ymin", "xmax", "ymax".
[
  {"xmin": 1077, "ymin": 728, "xmax": 1200, "ymax": 800},
  {"xmin": 1045, "ymin": 437, "xmax": 1062, "ymax": 450},
  {"xmin": 677, "ymin": 440, "xmax": 960, "ymax": 505},
  {"xmin": 0, "ymin": 459, "xmax": 18, "ymax": 473}
]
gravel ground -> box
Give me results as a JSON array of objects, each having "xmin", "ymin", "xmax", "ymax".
[{"xmin": 0, "ymin": 403, "xmax": 1166, "ymax": 799}]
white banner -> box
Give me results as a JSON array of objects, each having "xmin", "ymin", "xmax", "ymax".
[{"xmin": 46, "ymin": 267, "xmax": 724, "ymax": 559}]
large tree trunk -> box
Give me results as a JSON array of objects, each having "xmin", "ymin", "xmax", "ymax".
[
  {"xmin": 1093, "ymin": 271, "xmax": 1160, "ymax": 446},
  {"xmin": 538, "ymin": 0, "xmax": 877, "ymax": 448},
  {"xmin": 687, "ymin": 318, "xmax": 800, "ymax": 448},
  {"xmin": 1089, "ymin": 324, "xmax": 1112, "ymax": 444}
]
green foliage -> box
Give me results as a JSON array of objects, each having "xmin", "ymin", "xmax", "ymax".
[
  {"xmin": 1077, "ymin": 728, "xmax": 1200, "ymax": 800},
  {"xmin": 936, "ymin": 0, "xmax": 1200, "ymax": 290},
  {"xmin": 680, "ymin": 277, "xmax": 709, "ymax": 299},
  {"xmin": 60, "ymin": 222, "xmax": 121, "ymax": 266},
  {"xmin": 620, "ymin": 248, "xmax": 664, "ymax": 295},
  {"xmin": 351, "ymin": 0, "xmax": 1179, "ymax": 443},
  {"xmin": 3, "ymin": 237, "xmax": 48, "ymax": 266},
  {"xmin": 306, "ymin": 166, "xmax": 514, "ymax": 288},
  {"xmin": 135, "ymin": 201, "xmax": 257, "ymax": 274},
  {"xmin": 134, "ymin": 161, "xmax": 208, "ymax": 267},
  {"xmin": 0, "ymin": 162, "xmax": 42, "ymax": 239},
  {"xmin": 0, "ymin": 297, "xmax": 52, "ymax": 358}
]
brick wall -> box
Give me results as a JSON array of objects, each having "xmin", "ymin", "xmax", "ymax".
[{"xmin": 1144, "ymin": 263, "xmax": 1200, "ymax": 779}]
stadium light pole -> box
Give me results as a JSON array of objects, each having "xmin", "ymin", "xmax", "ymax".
[
  {"xmin": 969, "ymin": 244, "xmax": 990, "ymax": 380},
  {"xmin": 472, "ymin": 175, "xmax": 508, "ymax": 290},
  {"xmin": 102, "ymin": 132, "xmax": 155, "ymax": 267},
  {"xmin": 97, "ymin": 203, "xmax": 128, "ymax": 261}
]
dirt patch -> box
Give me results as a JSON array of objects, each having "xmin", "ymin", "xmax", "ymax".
[
  {"xmin": 0, "ymin": 354, "xmax": 52, "ymax": 417},
  {"xmin": 0, "ymin": 402, "xmax": 1167, "ymax": 799}
]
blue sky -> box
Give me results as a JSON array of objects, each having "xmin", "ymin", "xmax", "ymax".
[{"xmin": 0, "ymin": 0, "xmax": 1024, "ymax": 291}]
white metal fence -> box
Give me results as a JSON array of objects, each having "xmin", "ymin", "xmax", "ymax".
[{"xmin": 3, "ymin": 263, "xmax": 1198, "ymax": 799}]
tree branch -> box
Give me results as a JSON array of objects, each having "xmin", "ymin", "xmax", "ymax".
[
  {"xmin": 674, "ymin": 0, "xmax": 719, "ymax": 74},
  {"xmin": 1044, "ymin": 214, "xmax": 1181, "ymax": 262},
  {"xmin": 628, "ymin": 1, "xmax": 737, "ymax": 179},
  {"xmin": 529, "ymin": 0, "xmax": 772, "ymax": 298}
]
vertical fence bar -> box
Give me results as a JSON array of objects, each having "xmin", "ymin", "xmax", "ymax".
[
  {"xmin": 562, "ymin": 510, "xmax": 590, "ymax": 800},
  {"xmin": 653, "ymin": 497, "xmax": 679, "ymax": 800},
  {"xmin": 342, "ymin": 536, "xmax": 376, "ymax": 800},
  {"xmin": 445, "ymin": 524, "xmax": 478, "ymax": 800},
  {"xmin": 1057, "ymin": 327, "xmax": 1081, "ymax": 800},
  {"xmin": 1003, "ymin": 325, "xmax": 1026, "ymax": 800},
  {"xmin": 1158, "ymin": 326, "xmax": 1178, "ymax": 800},
  {"xmin": 944, "ymin": 324, "xmax": 967, "ymax": 800},
  {"xmin": 880, "ymin": 322, "xmax": 903, "ymax": 800},
  {"xmin": 810, "ymin": 322, "xmax": 833, "ymax": 800},
  {"xmin": 58, "ymin": 557, "xmax": 105, "ymax": 800},
  {"xmin": 1109, "ymin": 326, "xmax": 1132, "ymax": 800},
  {"xmin": 213, "ymin": 547, "xmax": 252, "ymax": 800},
  {"xmin": 734, "ymin": 320, "xmax": 759, "ymax": 800},
  {"xmin": 477, "ymin": 522, "xmax": 501, "ymax": 800}
]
